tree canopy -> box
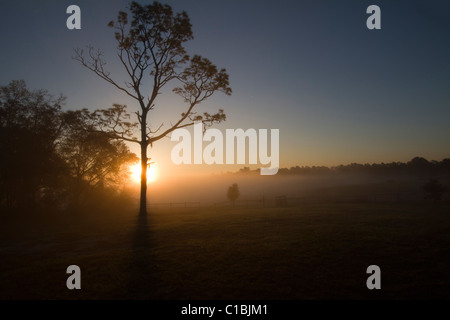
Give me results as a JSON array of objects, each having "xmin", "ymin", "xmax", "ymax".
[{"xmin": 0, "ymin": 80, "xmax": 137, "ymax": 213}]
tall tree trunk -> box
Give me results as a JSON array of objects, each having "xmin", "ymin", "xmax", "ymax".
[
  {"xmin": 139, "ymin": 110, "xmax": 148, "ymax": 216},
  {"xmin": 139, "ymin": 153, "xmax": 147, "ymax": 215},
  {"xmin": 139, "ymin": 158, "xmax": 147, "ymax": 215}
]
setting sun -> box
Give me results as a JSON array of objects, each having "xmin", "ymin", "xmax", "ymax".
[{"xmin": 129, "ymin": 163, "xmax": 158, "ymax": 183}]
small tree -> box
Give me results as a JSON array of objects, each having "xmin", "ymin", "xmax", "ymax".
[
  {"xmin": 423, "ymin": 179, "xmax": 445, "ymax": 203},
  {"xmin": 227, "ymin": 183, "xmax": 240, "ymax": 206}
]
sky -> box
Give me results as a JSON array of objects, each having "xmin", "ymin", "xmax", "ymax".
[{"xmin": 1, "ymin": 0, "xmax": 450, "ymax": 179}]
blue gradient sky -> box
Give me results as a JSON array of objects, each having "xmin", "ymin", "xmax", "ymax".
[{"xmin": 1, "ymin": 0, "xmax": 449, "ymax": 177}]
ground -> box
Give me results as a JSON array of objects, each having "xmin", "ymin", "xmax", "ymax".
[{"xmin": 0, "ymin": 203, "xmax": 449, "ymax": 299}]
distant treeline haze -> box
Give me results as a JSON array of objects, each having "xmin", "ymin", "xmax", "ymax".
[{"xmin": 237, "ymin": 157, "xmax": 450, "ymax": 177}]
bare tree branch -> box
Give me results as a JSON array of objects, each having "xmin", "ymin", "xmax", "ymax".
[{"xmin": 73, "ymin": 47, "xmax": 140, "ymax": 101}]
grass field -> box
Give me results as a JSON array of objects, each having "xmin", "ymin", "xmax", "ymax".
[{"xmin": 1, "ymin": 202, "xmax": 449, "ymax": 299}]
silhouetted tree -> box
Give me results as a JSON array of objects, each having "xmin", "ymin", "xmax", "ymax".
[
  {"xmin": 74, "ymin": 1, "xmax": 231, "ymax": 215},
  {"xmin": 0, "ymin": 80, "xmax": 65, "ymax": 210},
  {"xmin": 407, "ymin": 156, "xmax": 431, "ymax": 177},
  {"xmin": 423, "ymin": 179, "xmax": 445, "ymax": 203},
  {"xmin": 60, "ymin": 111, "xmax": 138, "ymax": 207},
  {"xmin": 0, "ymin": 80, "xmax": 140, "ymax": 213},
  {"xmin": 227, "ymin": 183, "xmax": 240, "ymax": 205}
]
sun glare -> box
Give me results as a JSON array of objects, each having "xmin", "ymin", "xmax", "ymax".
[{"xmin": 129, "ymin": 163, "xmax": 158, "ymax": 183}]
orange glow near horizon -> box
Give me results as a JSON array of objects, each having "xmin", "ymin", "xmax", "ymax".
[{"xmin": 129, "ymin": 163, "xmax": 158, "ymax": 184}]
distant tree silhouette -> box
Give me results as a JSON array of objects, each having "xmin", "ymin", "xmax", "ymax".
[
  {"xmin": 74, "ymin": 1, "xmax": 231, "ymax": 215},
  {"xmin": 239, "ymin": 167, "xmax": 251, "ymax": 173},
  {"xmin": 423, "ymin": 179, "xmax": 445, "ymax": 203},
  {"xmin": 227, "ymin": 183, "xmax": 240, "ymax": 206},
  {"xmin": 234, "ymin": 156, "xmax": 450, "ymax": 178},
  {"xmin": 407, "ymin": 156, "xmax": 431, "ymax": 177}
]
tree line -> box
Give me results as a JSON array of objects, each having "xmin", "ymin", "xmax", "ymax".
[
  {"xmin": 0, "ymin": 80, "xmax": 137, "ymax": 214},
  {"xmin": 237, "ymin": 157, "xmax": 450, "ymax": 178}
]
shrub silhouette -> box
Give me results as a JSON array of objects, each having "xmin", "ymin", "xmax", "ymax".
[{"xmin": 227, "ymin": 183, "xmax": 240, "ymax": 205}]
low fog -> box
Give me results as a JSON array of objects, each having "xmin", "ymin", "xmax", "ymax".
[{"xmin": 138, "ymin": 172, "xmax": 433, "ymax": 206}]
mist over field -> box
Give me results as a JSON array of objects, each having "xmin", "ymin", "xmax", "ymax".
[
  {"xmin": 145, "ymin": 174, "xmax": 376, "ymax": 204},
  {"xmin": 143, "ymin": 169, "xmax": 449, "ymax": 206}
]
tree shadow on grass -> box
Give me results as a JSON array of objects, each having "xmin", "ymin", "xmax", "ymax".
[{"xmin": 127, "ymin": 212, "xmax": 160, "ymax": 299}]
